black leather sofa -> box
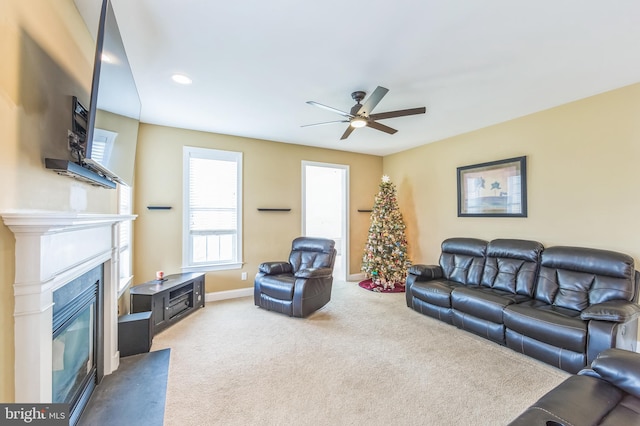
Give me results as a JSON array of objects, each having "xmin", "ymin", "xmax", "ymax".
[
  {"xmin": 406, "ymin": 238, "xmax": 640, "ymax": 373},
  {"xmin": 508, "ymin": 348, "xmax": 640, "ymax": 425}
]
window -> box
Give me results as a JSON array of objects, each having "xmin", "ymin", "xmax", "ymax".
[
  {"xmin": 91, "ymin": 128, "xmax": 117, "ymax": 165},
  {"xmin": 183, "ymin": 146, "xmax": 242, "ymax": 271},
  {"xmin": 118, "ymin": 183, "xmax": 133, "ymax": 293}
]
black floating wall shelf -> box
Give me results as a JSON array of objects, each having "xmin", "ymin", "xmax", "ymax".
[
  {"xmin": 147, "ymin": 206, "xmax": 172, "ymax": 210},
  {"xmin": 257, "ymin": 208, "xmax": 291, "ymax": 212},
  {"xmin": 357, "ymin": 209, "xmax": 373, "ymax": 213}
]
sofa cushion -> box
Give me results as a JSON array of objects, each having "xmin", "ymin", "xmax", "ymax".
[
  {"xmin": 534, "ymin": 246, "xmax": 636, "ymax": 310},
  {"xmin": 290, "ymin": 251, "xmax": 334, "ymax": 271},
  {"xmin": 410, "ymin": 280, "xmax": 463, "ymax": 308},
  {"xmin": 452, "ymin": 287, "xmax": 530, "ymax": 323},
  {"xmin": 482, "ymin": 257, "xmax": 532, "ymax": 293},
  {"xmin": 439, "ymin": 238, "xmax": 487, "ymax": 285},
  {"xmin": 294, "ymin": 267, "xmax": 332, "ymax": 279},
  {"xmin": 481, "ymin": 239, "xmax": 543, "ymax": 296},
  {"xmin": 504, "ymin": 300, "xmax": 587, "ymax": 353},
  {"xmin": 257, "ymin": 274, "xmax": 295, "ymax": 300},
  {"xmin": 289, "ymin": 237, "xmax": 336, "ymax": 271},
  {"xmin": 541, "ymin": 246, "xmax": 634, "ymax": 279}
]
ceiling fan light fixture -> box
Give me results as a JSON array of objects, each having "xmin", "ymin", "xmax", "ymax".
[
  {"xmin": 350, "ymin": 117, "xmax": 367, "ymax": 128},
  {"xmin": 305, "ymin": 86, "xmax": 425, "ymax": 140},
  {"xmin": 171, "ymin": 73, "xmax": 192, "ymax": 85}
]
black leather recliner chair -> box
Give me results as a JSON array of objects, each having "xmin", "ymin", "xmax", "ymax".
[{"xmin": 254, "ymin": 237, "xmax": 336, "ymax": 318}]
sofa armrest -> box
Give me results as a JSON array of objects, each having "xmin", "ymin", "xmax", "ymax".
[
  {"xmin": 576, "ymin": 367, "xmax": 601, "ymax": 379},
  {"xmin": 258, "ymin": 262, "xmax": 292, "ymax": 275},
  {"xmin": 294, "ymin": 267, "xmax": 333, "ymax": 279},
  {"xmin": 587, "ymin": 348, "xmax": 640, "ymax": 398},
  {"xmin": 581, "ymin": 300, "xmax": 640, "ymax": 323},
  {"xmin": 407, "ymin": 264, "xmax": 443, "ymax": 280}
]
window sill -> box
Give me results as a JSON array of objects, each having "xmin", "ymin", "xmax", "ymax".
[{"xmin": 182, "ymin": 262, "xmax": 243, "ymax": 273}]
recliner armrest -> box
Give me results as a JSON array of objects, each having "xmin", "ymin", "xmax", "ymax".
[
  {"xmin": 586, "ymin": 348, "xmax": 640, "ymax": 399},
  {"xmin": 580, "ymin": 300, "xmax": 640, "ymax": 323},
  {"xmin": 258, "ymin": 262, "xmax": 293, "ymax": 275},
  {"xmin": 294, "ymin": 267, "xmax": 333, "ymax": 279},
  {"xmin": 407, "ymin": 264, "xmax": 443, "ymax": 280}
]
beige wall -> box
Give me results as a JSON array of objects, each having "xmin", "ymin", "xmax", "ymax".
[
  {"xmin": 385, "ymin": 82, "xmax": 640, "ymax": 277},
  {"xmin": 133, "ymin": 123, "xmax": 383, "ymax": 293},
  {"xmin": 0, "ymin": 0, "xmax": 117, "ymax": 402}
]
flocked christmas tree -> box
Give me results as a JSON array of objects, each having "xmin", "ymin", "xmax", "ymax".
[{"xmin": 361, "ymin": 175, "xmax": 410, "ymax": 291}]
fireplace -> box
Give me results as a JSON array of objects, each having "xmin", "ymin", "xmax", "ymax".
[
  {"xmin": 52, "ymin": 265, "xmax": 102, "ymax": 424},
  {"xmin": 1, "ymin": 211, "xmax": 134, "ymax": 420}
]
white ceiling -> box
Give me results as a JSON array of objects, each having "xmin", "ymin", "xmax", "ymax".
[{"xmin": 77, "ymin": 0, "xmax": 640, "ymax": 156}]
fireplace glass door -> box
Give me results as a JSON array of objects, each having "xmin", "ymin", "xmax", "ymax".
[
  {"xmin": 52, "ymin": 302, "xmax": 95, "ymax": 404},
  {"xmin": 52, "ymin": 264, "xmax": 102, "ymax": 424}
]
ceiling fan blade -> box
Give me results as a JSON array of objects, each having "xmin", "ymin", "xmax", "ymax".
[
  {"xmin": 367, "ymin": 120, "xmax": 397, "ymax": 135},
  {"xmin": 358, "ymin": 86, "xmax": 389, "ymax": 116},
  {"xmin": 301, "ymin": 120, "xmax": 349, "ymax": 128},
  {"xmin": 369, "ymin": 107, "xmax": 426, "ymax": 121},
  {"xmin": 340, "ymin": 125, "xmax": 356, "ymax": 140},
  {"xmin": 306, "ymin": 101, "xmax": 354, "ymax": 118}
]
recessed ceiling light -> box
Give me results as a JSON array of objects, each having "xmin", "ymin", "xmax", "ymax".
[
  {"xmin": 101, "ymin": 53, "xmax": 113, "ymax": 63},
  {"xmin": 171, "ymin": 74, "xmax": 192, "ymax": 85}
]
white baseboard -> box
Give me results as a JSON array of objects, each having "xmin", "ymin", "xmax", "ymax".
[
  {"xmin": 205, "ymin": 287, "xmax": 253, "ymax": 302},
  {"xmin": 347, "ymin": 273, "xmax": 365, "ymax": 282},
  {"xmin": 109, "ymin": 352, "xmax": 120, "ymax": 375},
  {"xmin": 204, "ymin": 274, "xmax": 365, "ymax": 301}
]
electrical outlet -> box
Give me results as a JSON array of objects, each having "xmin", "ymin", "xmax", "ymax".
[{"xmin": 241, "ymin": 272, "xmax": 247, "ymax": 280}]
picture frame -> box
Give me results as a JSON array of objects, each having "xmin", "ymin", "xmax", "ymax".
[{"xmin": 457, "ymin": 156, "xmax": 527, "ymax": 217}]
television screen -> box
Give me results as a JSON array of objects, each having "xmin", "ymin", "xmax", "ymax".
[{"xmin": 81, "ymin": 0, "xmax": 140, "ymax": 186}]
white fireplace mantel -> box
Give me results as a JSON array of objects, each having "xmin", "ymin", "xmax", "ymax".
[{"xmin": 1, "ymin": 210, "xmax": 135, "ymax": 403}]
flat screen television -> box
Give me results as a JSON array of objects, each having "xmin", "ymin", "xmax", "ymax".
[{"xmin": 46, "ymin": 0, "xmax": 140, "ymax": 188}]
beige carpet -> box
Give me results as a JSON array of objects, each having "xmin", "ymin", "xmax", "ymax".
[{"xmin": 151, "ymin": 281, "xmax": 569, "ymax": 426}]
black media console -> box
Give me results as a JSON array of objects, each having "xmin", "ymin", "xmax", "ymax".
[{"xmin": 130, "ymin": 272, "xmax": 205, "ymax": 335}]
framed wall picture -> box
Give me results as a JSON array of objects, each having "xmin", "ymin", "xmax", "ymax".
[{"xmin": 457, "ymin": 156, "xmax": 527, "ymax": 217}]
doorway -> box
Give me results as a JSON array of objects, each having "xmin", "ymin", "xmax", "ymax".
[{"xmin": 302, "ymin": 161, "xmax": 349, "ymax": 281}]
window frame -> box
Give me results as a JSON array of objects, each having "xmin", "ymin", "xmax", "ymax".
[
  {"xmin": 117, "ymin": 183, "xmax": 133, "ymax": 295},
  {"xmin": 182, "ymin": 146, "xmax": 243, "ymax": 272}
]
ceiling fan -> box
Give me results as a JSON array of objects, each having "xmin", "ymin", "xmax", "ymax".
[{"xmin": 303, "ymin": 86, "xmax": 426, "ymax": 140}]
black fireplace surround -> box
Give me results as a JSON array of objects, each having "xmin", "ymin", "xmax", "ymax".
[
  {"xmin": 406, "ymin": 238, "xmax": 640, "ymax": 373},
  {"xmin": 52, "ymin": 265, "xmax": 104, "ymax": 425}
]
